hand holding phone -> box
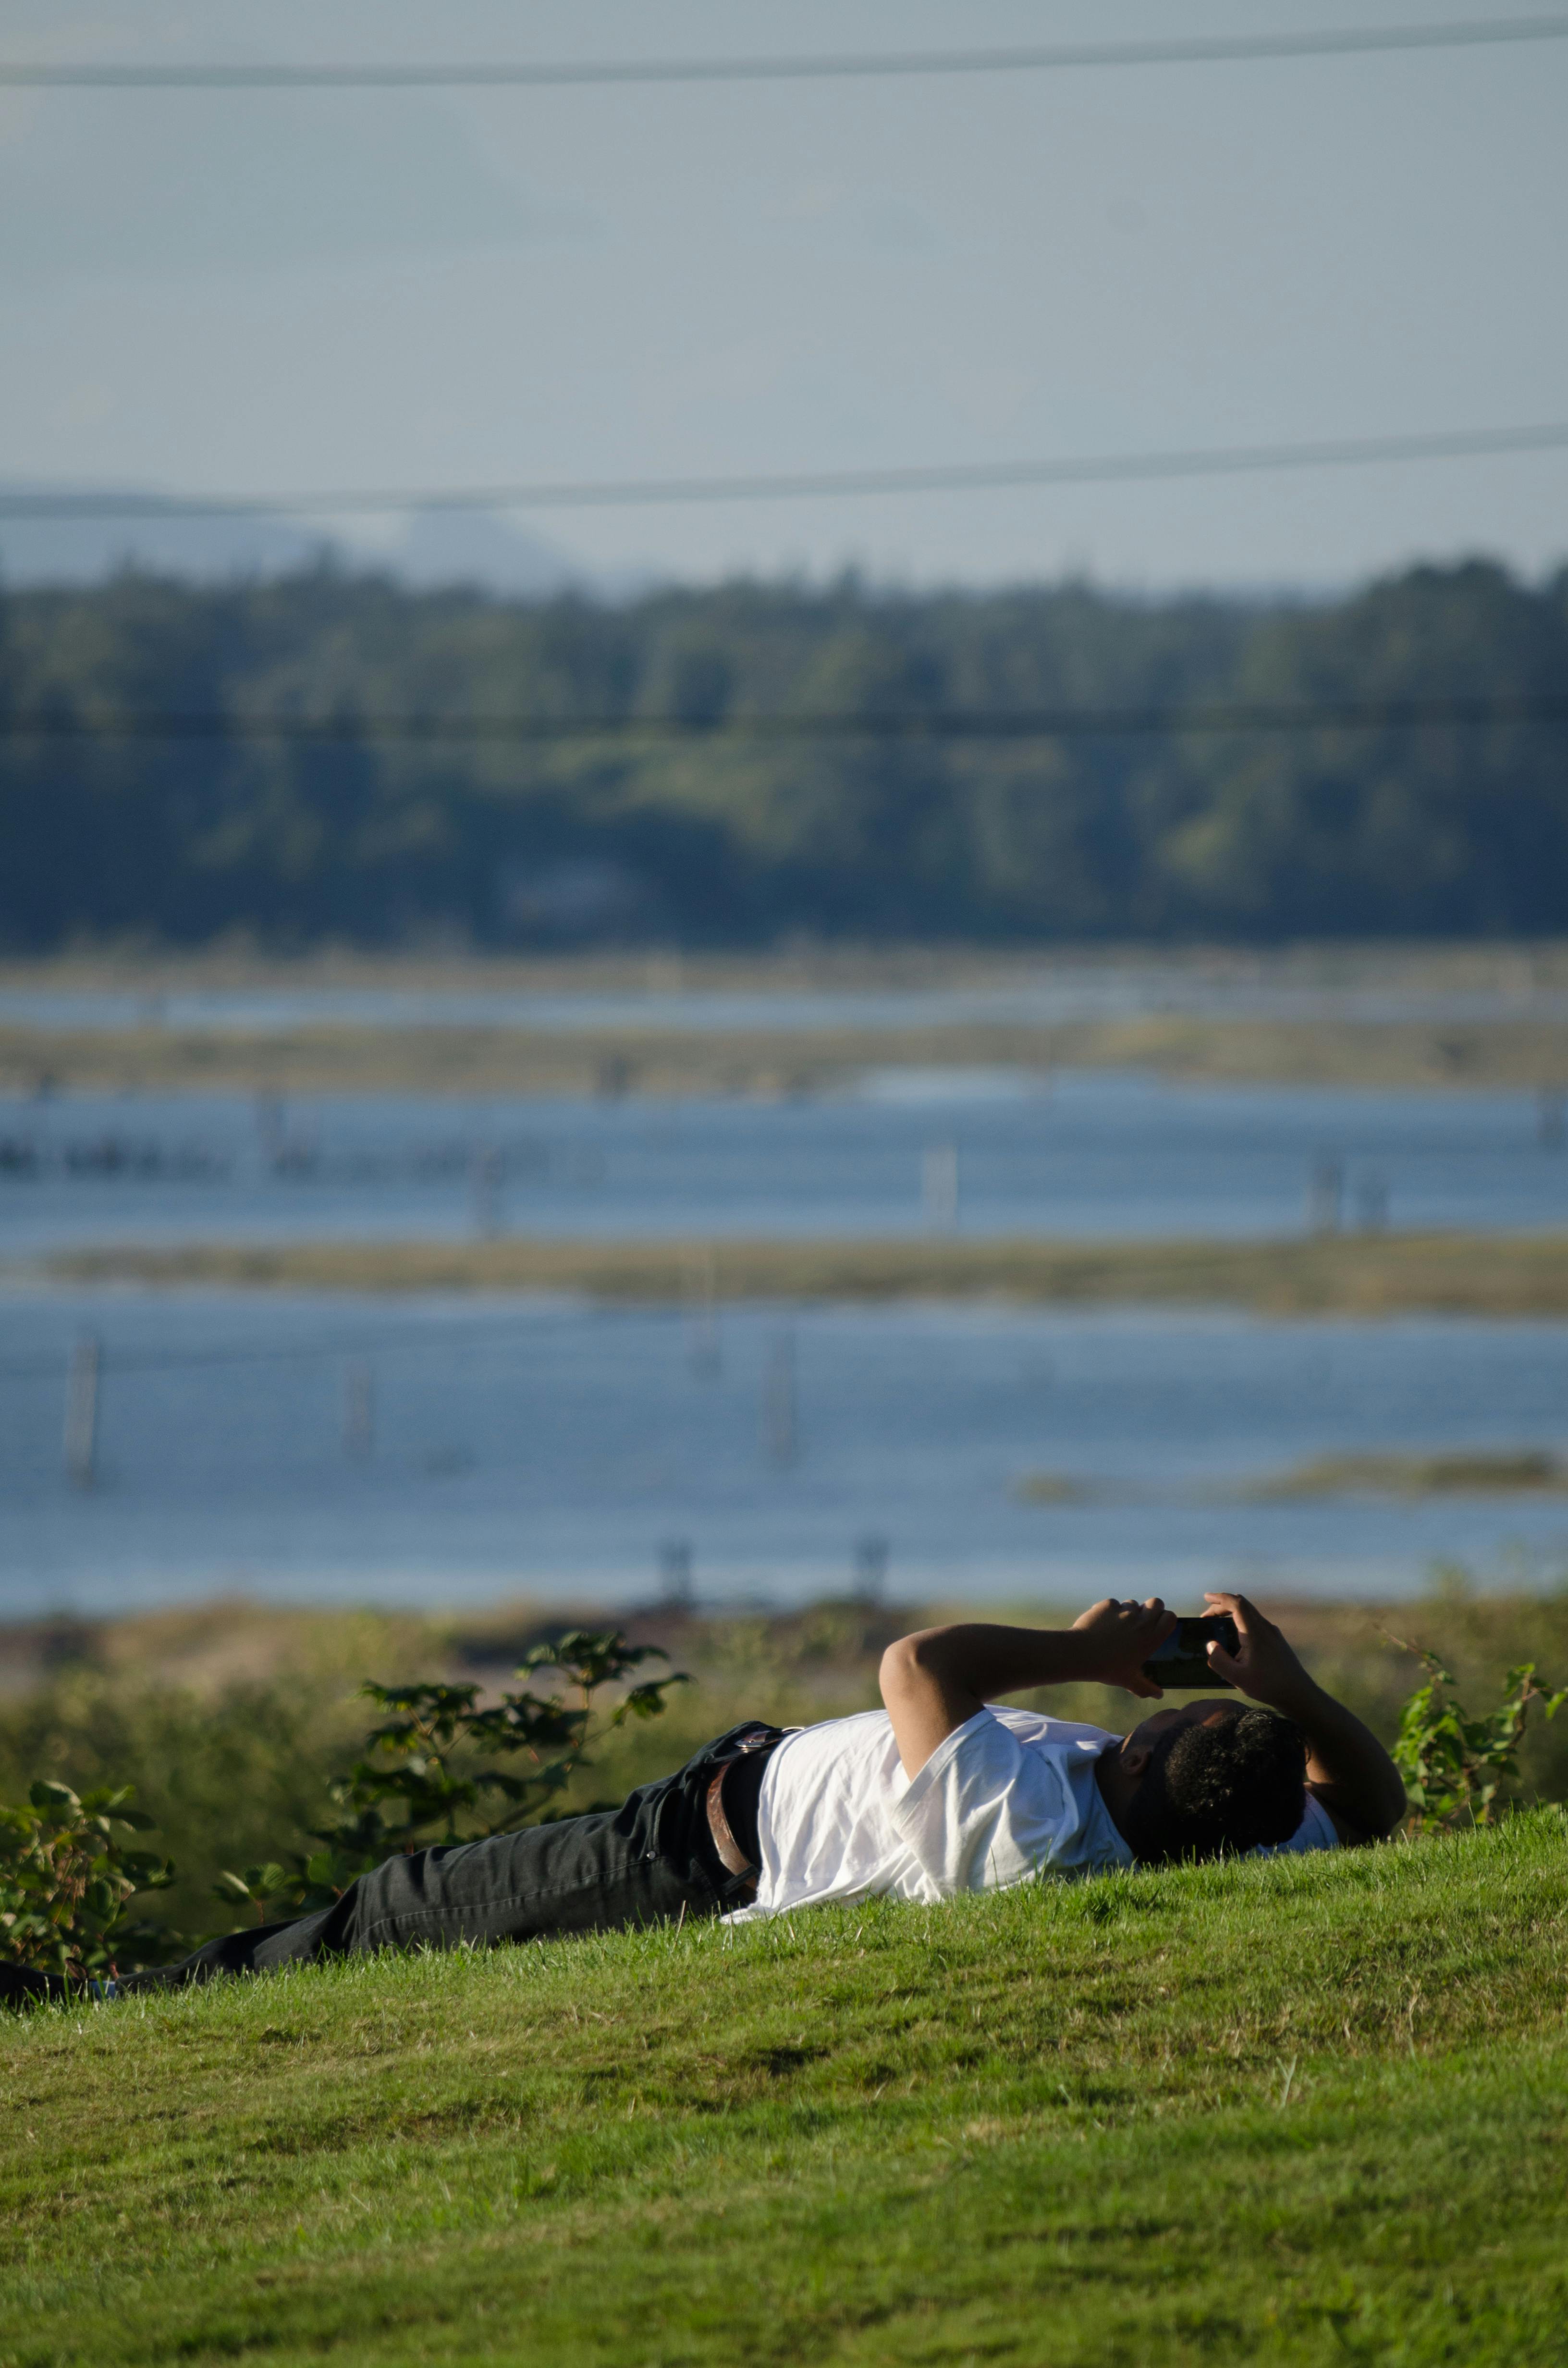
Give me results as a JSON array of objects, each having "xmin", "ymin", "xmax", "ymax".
[
  {"xmin": 1199, "ymin": 1592, "xmax": 1316, "ymax": 1714},
  {"xmin": 1141, "ymin": 1612, "xmax": 1240, "ymax": 1692}
]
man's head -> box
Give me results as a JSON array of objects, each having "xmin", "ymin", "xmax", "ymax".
[{"xmin": 1105, "ymin": 1698, "xmax": 1308, "ymax": 1864}]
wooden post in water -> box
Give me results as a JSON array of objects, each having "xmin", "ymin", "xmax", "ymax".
[
  {"xmin": 684, "ymin": 1244, "xmax": 721, "ymax": 1377},
  {"xmin": 255, "ymin": 1094, "xmax": 284, "ymax": 1165},
  {"xmin": 1354, "ymin": 1173, "xmax": 1389, "ymax": 1233},
  {"xmin": 471, "ymin": 1145, "xmax": 503, "ymax": 1238},
  {"xmin": 763, "ymin": 1332, "xmax": 798, "ymax": 1467},
  {"xmin": 343, "ymin": 1360, "xmax": 375, "ymax": 1460},
  {"xmin": 63, "ymin": 1334, "xmax": 100, "ymax": 1490},
  {"xmin": 658, "ymin": 1538, "xmax": 694, "ymax": 1609},
  {"xmin": 1307, "ymin": 1157, "xmax": 1343, "ymax": 1236},
  {"xmin": 923, "ymin": 1142, "xmax": 960, "ymax": 1234},
  {"xmin": 854, "ymin": 1534, "xmax": 889, "ymax": 1604}
]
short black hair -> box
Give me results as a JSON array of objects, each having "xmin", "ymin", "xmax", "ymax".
[{"xmin": 1124, "ymin": 1706, "xmax": 1308, "ymax": 1864}]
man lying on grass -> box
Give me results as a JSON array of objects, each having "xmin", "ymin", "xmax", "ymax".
[{"xmin": 3, "ymin": 1591, "xmax": 1403, "ymax": 2006}]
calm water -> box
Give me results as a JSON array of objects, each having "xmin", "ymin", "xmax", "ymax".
[
  {"xmin": 2, "ymin": 1073, "xmax": 1566, "ymax": 1255},
  {"xmin": 3, "ymin": 1288, "xmax": 1566, "ymax": 1616},
  {"xmin": 5, "ymin": 1068, "xmax": 1564, "ymax": 1616}
]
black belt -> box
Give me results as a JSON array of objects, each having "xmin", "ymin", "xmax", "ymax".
[{"xmin": 704, "ymin": 1727, "xmax": 781, "ymax": 1898}]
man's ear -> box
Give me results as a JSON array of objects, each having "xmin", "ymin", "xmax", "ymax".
[{"xmin": 1119, "ymin": 1739, "xmax": 1153, "ymax": 1780}]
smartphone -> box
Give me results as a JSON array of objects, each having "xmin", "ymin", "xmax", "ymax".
[{"xmin": 1141, "ymin": 1612, "xmax": 1239, "ymax": 1692}]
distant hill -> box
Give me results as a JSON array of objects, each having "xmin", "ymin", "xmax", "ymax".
[{"xmin": 0, "ymin": 485, "xmax": 596, "ymax": 599}]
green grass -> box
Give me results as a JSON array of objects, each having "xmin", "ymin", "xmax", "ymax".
[{"xmin": 5, "ymin": 1813, "xmax": 1568, "ymax": 2367}]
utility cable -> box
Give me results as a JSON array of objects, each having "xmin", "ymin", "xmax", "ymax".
[
  {"xmin": 0, "ymin": 1306, "xmax": 615, "ymax": 1384},
  {"xmin": 5, "ymin": 421, "xmax": 1568, "ymax": 525},
  {"xmin": 4, "ymin": 16, "xmax": 1568, "ymax": 90},
  {"xmin": 5, "ymin": 695, "xmax": 1567, "ymax": 745}
]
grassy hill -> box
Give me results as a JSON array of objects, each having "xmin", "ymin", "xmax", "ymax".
[{"xmin": 4, "ymin": 1813, "xmax": 1567, "ymax": 2367}]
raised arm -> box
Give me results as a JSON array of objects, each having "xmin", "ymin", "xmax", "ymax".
[
  {"xmin": 1202, "ymin": 1591, "xmax": 1406, "ymax": 1842},
  {"xmin": 879, "ymin": 1599, "xmax": 1177, "ymax": 1778}
]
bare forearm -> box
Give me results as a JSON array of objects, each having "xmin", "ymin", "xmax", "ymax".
[
  {"xmin": 880, "ymin": 1609, "xmax": 1170, "ymax": 1778},
  {"xmin": 1272, "ymin": 1676, "xmax": 1406, "ymax": 1838},
  {"xmin": 1201, "ymin": 1591, "xmax": 1406, "ymax": 1841},
  {"xmin": 885, "ymin": 1623, "xmax": 1101, "ymax": 1706}
]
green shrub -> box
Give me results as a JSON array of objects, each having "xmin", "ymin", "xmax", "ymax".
[
  {"xmin": 0, "ymin": 1628, "xmax": 685, "ymax": 1975},
  {"xmin": 0, "ymin": 1668, "xmax": 368, "ymax": 1933},
  {"xmin": 212, "ymin": 1631, "xmax": 686, "ymax": 1924},
  {"xmin": 1389, "ymin": 1639, "xmax": 1566, "ymax": 1827},
  {"xmin": 0, "ymin": 1781, "xmax": 176, "ymax": 1980}
]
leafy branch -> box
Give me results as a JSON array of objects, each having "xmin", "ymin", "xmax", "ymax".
[
  {"xmin": 1385, "ymin": 1637, "xmax": 1567, "ymax": 1830},
  {"xmin": 0, "ymin": 1782, "xmax": 176, "ymax": 1982},
  {"xmin": 216, "ymin": 1629, "xmax": 686, "ymax": 1923}
]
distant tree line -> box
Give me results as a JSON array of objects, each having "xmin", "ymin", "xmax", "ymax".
[{"xmin": 2, "ymin": 556, "xmax": 1565, "ymax": 947}]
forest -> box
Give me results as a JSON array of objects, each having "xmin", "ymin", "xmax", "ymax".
[{"xmin": 2, "ymin": 555, "xmax": 1566, "ymax": 947}]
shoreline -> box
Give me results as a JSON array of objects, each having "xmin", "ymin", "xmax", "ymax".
[
  {"xmin": 4, "ymin": 1011, "xmax": 1568, "ymax": 1097},
  {"xmin": 28, "ymin": 1226, "xmax": 1568, "ymax": 1317}
]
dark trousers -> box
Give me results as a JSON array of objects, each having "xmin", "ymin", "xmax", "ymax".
[{"xmin": 120, "ymin": 1723, "xmax": 781, "ymax": 1993}]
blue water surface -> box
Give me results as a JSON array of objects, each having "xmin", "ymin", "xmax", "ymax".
[
  {"xmin": 1, "ymin": 1072, "xmax": 1565, "ymax": 1255},
  {"xmin": 4, "ymin": 1287, "xmax": 1566, "ymax": 1616}
]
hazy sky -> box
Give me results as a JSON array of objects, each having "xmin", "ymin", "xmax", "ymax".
[{"xmin": 3, "ymin": 0, "xmax": 1566, "ymax": 591}]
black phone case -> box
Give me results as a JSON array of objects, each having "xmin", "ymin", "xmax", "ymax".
[
  {"xmin": 1144, "ymin": 1651, "xmax": 1233, "ymax": 1691},
  {"xmin": 1141, "ymin": 1615, "xmax": 1238, "ymax": 1692}
]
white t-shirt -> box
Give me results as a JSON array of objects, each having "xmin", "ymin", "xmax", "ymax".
[{"xmin": 728, "ymin": 1705, "xmax": 1338, "ymax": 1922}]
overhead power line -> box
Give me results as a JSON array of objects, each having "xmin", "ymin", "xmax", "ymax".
[
  {"xmin": 0, "ymin": 1310, "xmax": 588, "ymax": 1384},
  {"xmin": 5, "ymin": 15, "xmax": 1568, "ymax": 89},
  {"xmin": 5, "ymin": 421, "xmax": 1568, "ymax": 527},
  {"xmin": 7, "ymin": 695, "xmax": 1567, "ymax": 746}
]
